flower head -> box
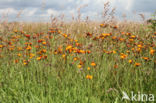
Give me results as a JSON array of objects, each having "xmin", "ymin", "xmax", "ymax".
[{"xmin": 86, "ymin": 75, "xmax": 93, "ymax": 79}]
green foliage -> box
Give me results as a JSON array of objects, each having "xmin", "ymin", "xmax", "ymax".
[
  {"xmin": 0, "ymin": 21, "xmax": 155, "ymax": 103},
  {"xmin": 148, "ymin": 11, "xmax": 156, "ymax": 31}
]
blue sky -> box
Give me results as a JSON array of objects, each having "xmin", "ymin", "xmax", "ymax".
[{"xmin": 0, "ymin": 0, "xmax": 156, "ymax": 21}]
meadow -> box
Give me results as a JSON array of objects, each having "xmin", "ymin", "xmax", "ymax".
[{"xmin": 0, "ymin": 11, "xmax": 155, "ymax": 103}]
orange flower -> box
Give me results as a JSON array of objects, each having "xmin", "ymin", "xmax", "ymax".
[
  {"xmin": 126, "ymin": 32, "xmax": 131, "ymax": 36},
  {"xmin": 62, "ymin": 34, "xmax": 68, "ymax": 38},
  {"xmin": 130, "ymin": 35, "xmax": 136, "ymax": 39},
  {"xmin": 17, "ymin": 47, "xmax": 22, "ymax": 51},
  {"xmin": 128, "ymin": 60, "xmax": 133, "ymax": 64},
  {"xmin": 120, "ymin": 53, "xmax": 127, "ymax": 59},
  {"xmin": 42, "ymin": 41, "xmax": 46, "ymax": 45},
  {"xmin": 79, "ymin": 50, "xmax": 85, "ymax": 54},
  {"xmin": 29, "ymin": 53, "xmax": 35, "ymax": 59},
  {"xmin": 62, "ymin": 54, "xmax": 66, "ymax": 58},
  {"xmin": 87, "ymin": 67, "xmax": 91, "ymax": 70},
  {"xmin": 54, "ymin": 50, "xmax": 58, "ymax": 55},
  {"xmin": 75, "ymin": 40, "xmax": 78, "ymax": 42},
  {"xmin": 113, "ymin": 50, "xmax": 116, "ymax": 54},
  {"xmin": 136, "ymin": 48, "xmax": 141, "ymax": 53},
  {"xmin": 112, "ymin": 36, "xmax": 117, "ymax": 40},
  {"xmin": 14, "ymin": 30, "xmax": 18, "ymax": 33},
  {"xmin": 150, "ymin": 48, "xmax": 155, "ymax": 55},
  {"xmin": 100, "ymin": 24, "xmax": 104, "ymax": 27},
  {"xmin": 135, "ymin": 63, "xmax": 141, "ymax": 67},
  {"xmin": 73, "ymin": 57, "xmax": 78, "ymax": 61},
  {"xmin": 23, "ymin": 60, "xmax": 29, "ymax": 65},
  {"xmin": 77, "ymin": 64, "xmax": 82, "ymax": 68},
  {"xmin": 142, "ymin": 57, "xmax": 149, "ymax": 61},
  {"xmin": 25, "ymin": 34, "xmax": 30, "ymax": 39},
  {"xmin": 76, "ymin": 43, "xmax": 81, "ymax": 47},
  {"xmin": 137, "ymin": 44, "xmax": 143, "ymax": 48},
  {"xmin": 17, "ymin": 53, "xmax": 22, "ymax": 57},
  {"xmin": 26, "ymin": 46, "xmax": 32, "ymax": 50},
  {"xmin": 0, "ymin": 45, "xmax": 3, "ymax": 48},
  {"xmin": 129, "ymin": 39, "xmax": 134, "ymax": 42},
  {"xmin": 38, "ymin": 39, "xmax": 44, "ymax": 43},
  {"xmin": 58, "ymin": 46, "xmax": 63, "ymax": 53},
  {"xmin": 91, "ymin": 62, "xmax": 96, "ymax": 66},
  {"xmin": 42, "ymin": 49, "xmax": 47, "ymax": 53},
  {"xmin": 66, "ymin": 45, "xmax": 72, "ymax": 51},
  {"xmin": 86, "ymin": 75, "xmax": 93, "ymax": 79},
  {"xmin": 86, "ymin": 32, "xmax": 92, "ymax": 37},
  {"xmin": 114, "ymin": 64, "xmax": 118, "ymax": 69},
  {"xmin": 36, "ymin": 56, "xmax": 42, "ymax": 61},
  {"xmin": 14, "ymin": 59, "xmax": 19, "ymax": 63}
]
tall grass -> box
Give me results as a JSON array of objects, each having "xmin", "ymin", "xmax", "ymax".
[{"xmin": 0, "ymin": 2, "xmax": 155, "ymax": 103}]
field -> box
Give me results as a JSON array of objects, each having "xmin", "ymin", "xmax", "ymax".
[{"xmin": 0, "ymin": 17, "xmax": 155, "ymax": 102}]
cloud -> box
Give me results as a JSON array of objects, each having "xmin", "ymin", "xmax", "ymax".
[
  {"xmin": 0, "ymin": 0, "xmax": 155, "ymax": 21},
  {"xmin": 0, "ymin": 8, "xmax": 17, "ymax": 15}
]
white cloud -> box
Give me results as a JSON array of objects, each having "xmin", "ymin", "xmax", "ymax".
[
  {"xmin": 47, "ymin": 9, "xmax": 58, "ymax": 16},
  {"xmin": 24, "ymin": 8, "xmax": 37, "ymax": 16},
  {"xmin": 0, "ymin": 0, "xmax": 155, "ymax": 21},
  {"xmin": 0, "ymin": 8, "xmax": 17, "ymax": 15}
]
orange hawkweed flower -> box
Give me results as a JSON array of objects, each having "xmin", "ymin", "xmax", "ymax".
[
  {"xmin": 62, "ymin": 54, "xmax": 66, "ymax": 58},
  {"xmin": 42, "ymin": 49, "xmax": 47, "ymax": 53},
  {"xmin": 26, "ymin": 46, "xmax": 32, "ymax": 50},
  {"xmin": 14, "ymin": 30, "xmax": 18, "ymax": 33},
  {"xmin": 112, "ymin": 36, "xmax": 117, "ymax": 40},
  {"xmin": 113, "ymin": 50, "xmax": 116, "ymax": 54},
  {"xmin": 128, "ymin": 60, "xmax": 133, "ymax": 64},
  {"xmin": 136, "ymin": 48, "xmax": 141, "ymax": 53},
  {"xmin": 17, "ymin": 53, "xmax": 22, "ymax": 57},
  {"xmin": 130, "ymin": 35, "xmax": 136, "ymax": 39},
  {"xmin": 29, "ymin": 53, "xmax": 35, "ymax": 59},
  {"xmin": 91, "ymin": 62, "xmax": 96, "ymax": 66},
  {"xmin": 77, "ymin": 64, "xmax": 82, "ymax": 68},
  {"xmin": 87, "ymin": 67, "xmax": 91, "ymax": 70},
  {"xmin": 120, "ymin": 53, "xmax": 127, "ymax": 59},
  {"xmin": 137, "ymin": 44, "xmax": 143, "ymax": 48},
  {"xmin": 150, "ymin": 48, "xmax": 155, "ymax": 55},
  {"xmin": 129, "ymin": 39, "xmax": 134, "ymax": 42},
  {"xmin": 112, "ymin": 26, "xmax": 118, "ymax": 29},
  {"xmin": 86, "ymin": 32, "xmax": 92, "ymax": 37},
  {"xmin": 14, "ymin": 59, "xmax": 19, "ymax": 63},
  {"xmin": 42, "ymin": 41, "xmax": 46, "ymax": 45},
  {"xmin": 38, "ymin": 39, "xmax": 44, "ymax": 43},
  {"xmin": 23, "ymin": 60, "xmax": 29, "ymax": 65},
  {"xmin": 135, "ymin": 63, "xmax": 141, "ymax": 67},
  {"xmin": 43, "ymin": 55, "xmax": 47, "ymax": 59},
  {"xmin": 62, "ymin": 34, "xmax": 68, "ymax": 38},
  {"xmin": 17, "ymin": 47, "xmax": 22, "ymax": 51},
  {"xmin": 142, "ymin": 57, "xmax": 149, "ymax": 61},
  {"xmin": 114, "ymin": 64, "xmax": 118, "ymax": 69},
  {"xmin": 24, "ymin": 34, "xmax": 30, "ymax": 39},
  {"xmin": 66, "ymin": 45, "xmax": 72, "ymax": 51},
  {"xmin": 58, "ymin": 46, "xmax": 63, "ymax": 53},
  {"xmin": 36, "ymin": 56, "xmax": 42, "ymax": 61},
  {"xmin": 86, "ymin": 75, "xmax": 93, "ymax": 79},
  {"xmin": 73, "ymin": 57, "xmax": 78, "ymax": 61},
  {"xmin": 86, "ymin": 50, "xmax": 91, "ymax": 54},
  {"xmin": 126, "ymin": 32, "xmax": 131, "ymax": 36},
  {"xmin": 79, "ymin": 50, "xmax": 85, "ymax": 54},
  {"xmin": 54, "ymin": 50, "xmax": 58, "ymax": 55},
  {"xmin": 0, "ymin": 45, "xmax": 3, "ymax": 48}
]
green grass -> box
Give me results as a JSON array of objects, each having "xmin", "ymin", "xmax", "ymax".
[{"xmin": 0, "ymin": 22, "xmax": 155, "ymax": 103}]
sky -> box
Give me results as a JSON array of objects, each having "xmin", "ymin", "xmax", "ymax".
[{"xmin": 0, "ymin": 0, "xmax": 156, "ymax": 22}]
